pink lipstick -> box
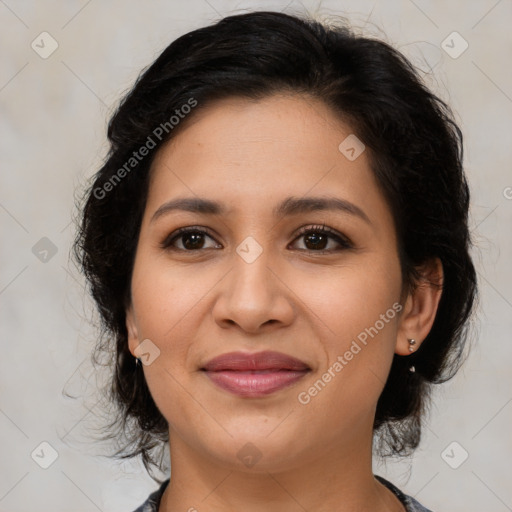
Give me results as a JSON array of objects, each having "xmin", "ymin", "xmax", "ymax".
[{"xmin": 201, "ymin": 350, "xmax": 310, "ymax": 398}]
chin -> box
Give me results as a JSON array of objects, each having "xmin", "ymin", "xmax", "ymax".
[{"xmin": 203, "ymin": 430, "xmax": 305, "ymax": 474}]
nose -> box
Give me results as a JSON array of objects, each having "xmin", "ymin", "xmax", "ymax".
[{"xmin": 211, "ymin": 245, "xmax": 295, "ymax": 334}]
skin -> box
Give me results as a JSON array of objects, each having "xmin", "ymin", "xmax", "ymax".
[{"xmin": 126, "ymin": 93, "xmax": 443, "ymax": 512}]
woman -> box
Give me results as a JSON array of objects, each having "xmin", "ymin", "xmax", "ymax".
[{"xmin": 74, "ymin": 10, "xmax": 477, "ymax": 512}]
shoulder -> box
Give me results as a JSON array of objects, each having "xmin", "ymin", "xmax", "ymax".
[
  {"xmin": 375, "ymin": 475, "xmax": 434, "ymax": 512},
  {"xmin": 131, "ymin": 479, "xmax": 170, "ymax": 512}
]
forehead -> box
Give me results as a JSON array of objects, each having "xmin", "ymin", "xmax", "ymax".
[
  {"xmin": 157, "ymin": 93, "xmax": 349, "ymax": 162},
  {"xmin": 145, "ymin": 93, "xmax": 390, "ymax": 229}
]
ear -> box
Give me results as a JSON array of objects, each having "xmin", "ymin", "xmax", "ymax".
[
  {"xmin": 125, "ymin": 304, "xmax": 140, "ymax": 358},
  {"xmin": 395, "ymin": 258, "xmax": 444, "ymax": 355}
]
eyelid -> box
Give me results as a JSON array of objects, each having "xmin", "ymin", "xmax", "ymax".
[
  {"xmin": 160, "ymin": 224, "xmax": 354, "ymax": 252},
  {"xmin": 160, "ymin": 225, "xmax": 219, "ymax": 250},
  {"xmin": 292, "ymin": 223, "xmax": 353, "ymax": 250}
]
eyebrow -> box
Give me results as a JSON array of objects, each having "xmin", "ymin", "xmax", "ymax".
[{"xmin": 151, "ymin": 195, "xmax": 371, "ymax": 225}]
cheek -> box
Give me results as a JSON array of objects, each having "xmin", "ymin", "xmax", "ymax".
[
  {"xmin": 308, "ymin": 259, "xmax": 402, "ymax": 393},
  {"xmin": 130, "ymin": 251, "xmax": 204, "ymax": 337},
  {"xmin": 130, "ymin": 256, "xmax": 205, "ymax": 427},
  {"xmin": 308, "ymin": 256, "xmax": 402, "ymax": 336},
  {"xmin": 128, "ymin": 253, "xmax": 197, "ymax": 385}
]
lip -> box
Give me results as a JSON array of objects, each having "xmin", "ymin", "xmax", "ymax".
[
  {"xmin": 201, "ymin": 350, "xmax": 311, "ymax": 398},
  {"xmin": 202, "ymin": 350, "xmax": 310, "ymax": 372}
]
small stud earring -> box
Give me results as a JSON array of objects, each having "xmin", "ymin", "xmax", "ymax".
[
  {"xmin": 408, "ymin": 339, "xmax": 416, "ymax": 373},
  {"xmin": 135, "ymin": 356, "xmax": 141, "ymax": 368}
]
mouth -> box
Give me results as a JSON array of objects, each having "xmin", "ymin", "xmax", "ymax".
[{"xmin": 200, "ymin": 350, "xmax": 311, "ymax": 398}]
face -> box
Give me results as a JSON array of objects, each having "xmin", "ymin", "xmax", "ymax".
[{"xmin": 126, "ymin": 93, "xmax": 415, "ymax": 472}]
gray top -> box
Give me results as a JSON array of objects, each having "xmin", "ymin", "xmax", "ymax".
[{"xmin": 132, "ymin": 475, "xmax": 432, "ymax": 511}]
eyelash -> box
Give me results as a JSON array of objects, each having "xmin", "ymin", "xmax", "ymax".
[{"xmin": 160, "ymin": 224, "xmax": 353, "ymax": 255}]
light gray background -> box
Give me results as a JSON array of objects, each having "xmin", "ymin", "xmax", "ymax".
[{"xmin": 1, "ymin": 1, "xmax": 511, "ymax": 511}]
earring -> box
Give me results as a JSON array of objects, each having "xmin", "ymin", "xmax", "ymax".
[
  {"xmin": 408, "ymin": 339, "xmax": 416, "ymax": 373},
  {"xmin": 135, "ymin": 356, "xmax": 141, "ymax": 368}
]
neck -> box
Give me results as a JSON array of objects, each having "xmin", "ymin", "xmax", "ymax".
[{"xmin": 159, "ymin": 424, "xmax": 404, "ymax": 512}]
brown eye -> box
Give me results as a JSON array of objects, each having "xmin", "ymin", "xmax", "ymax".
[
  {"xmin": 161, "ymin": 227, "xmax": 220, "ymax": 251},
  {"xmin": 290, "ymin": 224, "xmax": 353, "ymax": 253},
  {"xmin": 302, "ymin": 232, "xmax": 329, "ymax": 251},
  {"xmin": 160, "ymin": 224, "xmax": 353, "ymax": 254}
]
